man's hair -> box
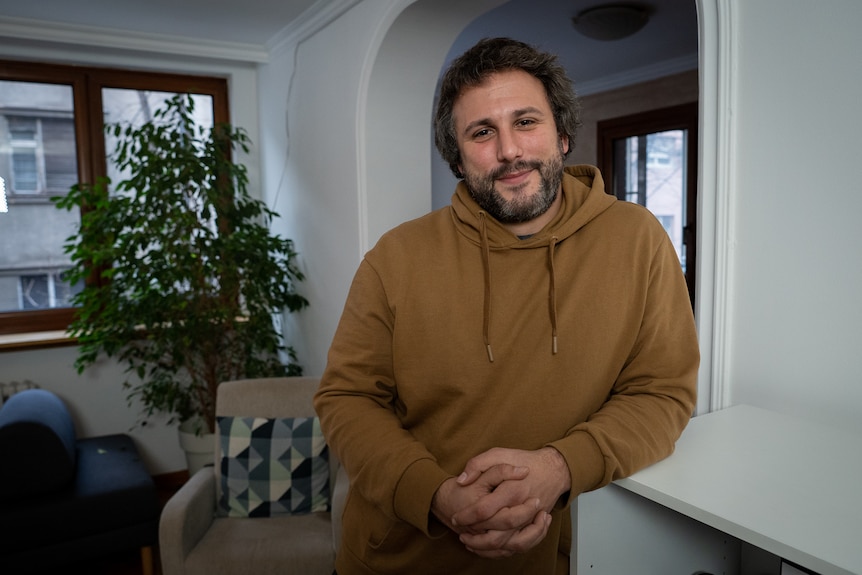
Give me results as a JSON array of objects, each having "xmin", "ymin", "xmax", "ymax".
[{"xmin": 434, "ymin": 37, "xmax": 580, "ymax": 178}]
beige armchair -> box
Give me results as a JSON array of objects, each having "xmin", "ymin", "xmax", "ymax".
[{"xmin": 159, "ymin": 377, "xmax": 347, "ymax": 575}]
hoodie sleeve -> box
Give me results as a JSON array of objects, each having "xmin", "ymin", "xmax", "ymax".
[
  {"xmin": 314, "ymin": 258, "xmax": 451, "ymax": 536},
  {"xmin": 548, "ymin": 227, "xmax": 699, "ymax": 501}
]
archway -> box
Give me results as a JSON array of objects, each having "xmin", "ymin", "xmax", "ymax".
[
  {"xmin": 360, "ymin": 0, "xmax": 726, "ymax": 414},
  {"xmin": 359, "ymin": 0, "xmax": 506, "ymax": 253}
]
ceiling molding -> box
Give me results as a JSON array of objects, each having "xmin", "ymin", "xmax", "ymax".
[
  {"xmin": 576, "ymin": 52, "xmax": 699, "ymax": 96},
  {"xmin": 0, "ymin": 15, "xmax": 269, "ymax": 63},
  {"xmin": 266, "ymin": 0, "xmax": 363, "ymax": 54}
]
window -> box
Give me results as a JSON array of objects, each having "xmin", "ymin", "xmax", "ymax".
[
  {"xmin": 597, "ymin": 102, "xmax": 698, "ymax": 306},
  {"xmin": 0, "ymin": 61, "xmax": 229, "ymax": 337},
  {"xmin": 4, "ymin": 114, "xmax": 77, "ymax": 194}
]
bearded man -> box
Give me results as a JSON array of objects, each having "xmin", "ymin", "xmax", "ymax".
[{"xmin": 314, "ymin": 37, "xmax": 699, "ymax": 575}]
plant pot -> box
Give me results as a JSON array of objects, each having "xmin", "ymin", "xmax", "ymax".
[{"xmin": 178, "ymin": 420, "xmax": 216, "ymax": 477}]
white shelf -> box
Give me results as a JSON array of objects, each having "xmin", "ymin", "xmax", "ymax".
[{"xmin": 611, "ymin": 404, "xmax": 862, "ymax": 575}]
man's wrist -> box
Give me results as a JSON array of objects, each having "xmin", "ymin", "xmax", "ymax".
[
  {"xmin": 542, "ymin": 446, "xmax": 572, "ymax": 498},
  {"xmin": 430, "ymin": 477, "xmax": 457, "ymax": 529}
]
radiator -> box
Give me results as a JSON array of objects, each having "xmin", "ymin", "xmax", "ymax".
[{"xmin": 0, "ymin": 380, "xmax": 39, "ymax": 407}]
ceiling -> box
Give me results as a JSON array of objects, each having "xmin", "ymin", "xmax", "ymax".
[
  {"xmin": 0, "ymin": 0, "xmax": 698, "ymax": 90},
  {"xmin": 452, "ymin": 0, "xmax": 698, "ymax": 93},
  {"xmin": 0, "ymin": 0, "xmax": 321, "ymax": 47}
]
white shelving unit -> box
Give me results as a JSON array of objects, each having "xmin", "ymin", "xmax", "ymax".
[{"xmin": 576, "ymin": 405, "xmax": 862, "ymax": 575}]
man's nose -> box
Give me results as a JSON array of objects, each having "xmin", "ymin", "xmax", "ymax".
[{"xmin": 496, "ymin": 128, "xmax": 523, "ymax": 163}]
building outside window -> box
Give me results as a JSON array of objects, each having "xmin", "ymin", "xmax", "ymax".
[
  {"xmin": 0, "ymin": 80, "xmax": 80, "ymax": 318},
  {"xmin": 0, "ymin": 61, "xmax": 228, "ymax": 336}
]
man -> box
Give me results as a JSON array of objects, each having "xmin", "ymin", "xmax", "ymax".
[{"xmin": 314, "ymin": 37, "xmax": 699, "ymax": 574}]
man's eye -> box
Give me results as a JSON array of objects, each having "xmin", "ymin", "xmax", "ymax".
[
  {"xmin": 474, "ymin": 128, "xmax": 491, "ymax": 138},
  {"xmin": 517, "ymin": 119, "xmax": 535, "ymax": 127}
]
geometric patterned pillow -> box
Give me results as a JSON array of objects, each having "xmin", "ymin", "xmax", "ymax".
[{"xmin": 217, "ymin": 416, "xmax": 330, "ymax": 518}]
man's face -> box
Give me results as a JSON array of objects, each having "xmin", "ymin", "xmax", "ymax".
[{"xmin": 453, "ymin": 69, "xmax": 569, "ymax": 226}]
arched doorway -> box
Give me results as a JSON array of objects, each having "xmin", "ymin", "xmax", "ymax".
[{"xmin": 361, "ymin": 0, "xmax": 726, "ymax": 414}]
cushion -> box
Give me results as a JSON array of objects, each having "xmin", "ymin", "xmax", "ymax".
[
  {"xmin": 0, "ymin": 433, "xmax": 160, "ymax": 555},
  {"xmin": 0, "ymin": 389, "xmax": 77, "ymax": 497},
  {"xmin": 217, "ymin": 416, "xmax": 330, "ymax": 518}
]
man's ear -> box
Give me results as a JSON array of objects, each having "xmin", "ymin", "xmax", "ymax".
[{"xmin": 560, "ymin": 134, "xmax": 570, "ymax": 156}]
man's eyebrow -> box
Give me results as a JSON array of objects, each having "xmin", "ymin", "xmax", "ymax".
[{"xmin": 461, "ymin": 106, "xmax": 546, "ymax": 136}]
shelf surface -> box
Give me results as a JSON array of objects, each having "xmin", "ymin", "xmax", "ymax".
[{"xmin": 616, "ymin": 404, "xmax": 862, "ymax": 575}]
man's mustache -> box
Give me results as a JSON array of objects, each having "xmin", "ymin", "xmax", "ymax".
[{"xmin": 490, "ymin": 160, "xmax": 543, "ymax": 180}]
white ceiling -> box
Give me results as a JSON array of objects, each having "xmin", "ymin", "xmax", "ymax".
[
  {"xmin": 453, "ymin": 0, "xmax": 698, "ymax": 93},
  {"xmin": 0, "ymin": 0, "xmax": 320, "ymax": 46},
  {"xmin": 0, "ymin": 0, "xmax": 698, "ymax": 89}
]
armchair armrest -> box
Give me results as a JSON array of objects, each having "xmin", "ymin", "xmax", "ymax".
[{"xmin": 159, "ymin": 466, "xmax": 217, "ymax": 575}]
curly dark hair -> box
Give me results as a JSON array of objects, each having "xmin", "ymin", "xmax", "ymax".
[{"xmin": 434, "ymin": 37, "xmax": 580, "ymax": 178}]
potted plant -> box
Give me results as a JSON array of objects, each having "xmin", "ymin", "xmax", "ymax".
[{"xmin": 54, "ymin": 94, "xmax": 308, "ymax": 461}]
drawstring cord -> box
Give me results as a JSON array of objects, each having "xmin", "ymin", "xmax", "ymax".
[
  {"xmin": 478, "ymin": 214, "xmax": 559, "ymax": 361},
  {"xmin": 548, "ymin": 236, "xmax": 559, "ymax": 355},
  {"xmin": 479, "ymin": 212, "xmax": 494, "ymax": 363}
]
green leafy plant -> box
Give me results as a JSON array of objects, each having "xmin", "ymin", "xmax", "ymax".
[{"xmin": 54, "ymin": 94, "xmax": 308, "ymax": 434}]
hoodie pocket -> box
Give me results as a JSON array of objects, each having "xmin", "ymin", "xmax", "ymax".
[{"xmin": 343, "ymin": 489, "xmax": 414, "ymax": 563}]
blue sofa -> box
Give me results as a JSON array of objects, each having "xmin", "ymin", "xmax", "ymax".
[{"xmin": 0, "ymin": 389, "xmax": 160, "ymax": 573}]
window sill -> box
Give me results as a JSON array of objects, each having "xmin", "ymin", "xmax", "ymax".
[{"xmin": 0, "ymin": 331, "xmax": 77, "ymax": 352}]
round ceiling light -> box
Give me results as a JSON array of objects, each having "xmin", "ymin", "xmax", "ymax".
[{"xmin": 572, "ymin": 5, "xmax": 650, "ymax": 41}]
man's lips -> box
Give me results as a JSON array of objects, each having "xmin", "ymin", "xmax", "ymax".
[{"xmin": 496, "ymin": 169, "xmax": 533, "ymax": 186}]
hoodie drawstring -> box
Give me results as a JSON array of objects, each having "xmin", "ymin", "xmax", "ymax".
[
  {"xmin": 479, "ymin": 212, "xmax": 494, "ymax": 363},
  {"xmin": 548, "ymin": 236, "xmax": 559, "ymax": 355},
  {"xmin": 478, "ymin": 212, "xmax": 560, "ymax": 362}
]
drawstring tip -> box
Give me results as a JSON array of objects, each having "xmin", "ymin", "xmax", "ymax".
[
  {"xmin": 552, "ymin": 335, "xmax": 558, "ymax": 355},
  {"xmin": 486, "ymin": 344, "xmax": 495, "ymax": 363}
]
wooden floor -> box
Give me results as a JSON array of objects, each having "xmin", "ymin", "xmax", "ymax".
[{"xmin": 48, "ymin": 547, "xmax": 162, "ymax": 575}]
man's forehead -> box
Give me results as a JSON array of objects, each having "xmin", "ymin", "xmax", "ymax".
[{"xmin": 452, "ymin": 70, "xmax": 550, "ymax": 124}]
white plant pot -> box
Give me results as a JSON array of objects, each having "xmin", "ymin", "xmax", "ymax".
[{"xmin": 178, "ymin": 419, "xmax": 216, "ymax": 477}]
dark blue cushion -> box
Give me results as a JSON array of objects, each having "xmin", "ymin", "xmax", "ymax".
[
  {"xmin": 0, "ymin": 389, "xmax": 77, "ymax": 496},
  {"xmin": 0, "ymin": 433, "xmax": 160, "ymax": 560}
]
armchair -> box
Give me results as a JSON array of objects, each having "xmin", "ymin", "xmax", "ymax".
[{"xmin": 159, "ymin": 376, "xmax": 347, "ymax": 575}]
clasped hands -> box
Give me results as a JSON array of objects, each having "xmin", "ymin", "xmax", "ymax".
[{"xmin": 431, "ymin": 447, "xmax": 571, "ymax": 559}]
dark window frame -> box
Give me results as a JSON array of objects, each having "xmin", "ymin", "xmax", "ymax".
[
  {"xmin": 0, "ymin": 60, "xmax": 230, "ymax": 338},
  {"xmin": 597, "ymin": 102, "xmax": 698, "ymax": 307}
]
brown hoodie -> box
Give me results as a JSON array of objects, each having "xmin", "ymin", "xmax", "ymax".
[{"xmin": 315, "ymin": 165, "xmax": 699, "ymax": 574}]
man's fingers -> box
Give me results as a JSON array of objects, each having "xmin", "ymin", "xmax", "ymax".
[
  {"xmin": 460, "ymin": 511, "xmax": 552, "ymax": 558},
  {"xmin": 453, "ymin": 496, "xmax": 539, "ymax": 531},
  {"xmin": 498, "ymin": 510, "xmax": 552, "ymax": 555},
  {"xmin": 457, "ymin": 459, "xmax": 528, "ymax": 486},
  {"xmin": 451, "ymin": 475, "xmax": 531, "ymax": 527}
]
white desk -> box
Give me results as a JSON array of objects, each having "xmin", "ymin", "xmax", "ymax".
[{"xmin": 576, "ymin": 405, "xmax": 862, "ymax": 575}]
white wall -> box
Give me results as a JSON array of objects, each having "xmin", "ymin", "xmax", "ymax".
[
  {"xmin": 721, "ymin": 0, "xmax": 862, "ymax": 433},
  {"xmin": 260, "ymin": 0, "xmax": 388, "ymax": 380}
]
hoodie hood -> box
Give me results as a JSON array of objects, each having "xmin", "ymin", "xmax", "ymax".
[
  {"xmin": 448, "ymin": 165, "xmax": 616, "ymax": 361},
  {"xmin": 450, "ymin": 164, "xmax": 616, "ymax": 248}
]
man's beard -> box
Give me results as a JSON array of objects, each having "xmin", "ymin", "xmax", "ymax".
[{"xmin": 464, "ymin": 145, "xmax": 565, "ymax": 224}]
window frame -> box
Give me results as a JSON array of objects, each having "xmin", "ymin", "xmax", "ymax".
[
  {"xmin": 0, "ymin": 60, "xmax": 230, "ymax": 339},
  {"xmin": 597, "ymin": 102, "xmax": 699, "ymax": 307}
]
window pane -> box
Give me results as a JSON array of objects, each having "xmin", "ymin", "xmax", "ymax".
[
  {"xmin": 53, "ymin": 271, "xmax": 83, "ymax": 307},
  {"xmin": 12, "ymin": 149, "xmax": 38, "ymax": 192},
  {"xmin": 0, "ymin": 80, "xmax": 80, "ymax": 313},
  {"xmin": 101, "ymin": 89, "xmax": 219, "ymax": 269},
  {"xmin": 614, "ymin": 129, "xmax": 687, "ymax": 271},
  {"xmin": 20, "ymin": 274, "xmax": 49, "ymax": 309},
  {"xmin": 102, "ymin": 88, "xmax": 214, "ymax": 194},
  {"xmin": 42, "ymin": 117, "xmax": 78, "ymax": 191}
]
